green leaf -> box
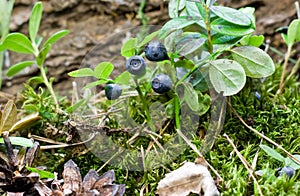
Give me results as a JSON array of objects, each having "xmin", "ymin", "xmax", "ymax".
[
  {"xmin": 287, "ymin": 19, "xmax": 300, "ymax": 45},
  {"xmin": 175, "ymin": 33, "xmax": 206, "ymax": 56},
  {"xmin": 28, "ymin": 76, "xmax": 44, "ymax": 84},
  {"xmin": 68, "ymin": 68, "xmax": 94, "ymax": 77},
  {"xmin": 190, "ymin": 68, "xmax": 209, "ymax": 92},
  {"xmin": 260, "ymin": 144, "xmax": 285, "ymax": 162},
  {"xmin": 26, "ymin": 166, "xmax": 55, "ymax": 179},
  {"xmin": 240, "ymin": 35, "xmax": 264, "ymax": 47},
  {"xmin": 0, "ymin": 33, "xmax": 35, "ymax": 54},
  {"xmin": 137, "ymin": 31, "xmax": 159, "ymax": 48},
  {"xmin": 93, "ymin": 62, "xmax": 114, "ymax": 79},
  {"xmin": 121, "ymin": 38, "xmax": 138, "ymax": 57},
  {"xmin": 36, "ymin": 44, "xmax": 51, "ymax": 66},
  {"xmin": 0, "ymin": 136, "xmax": 34, "ymax": 148},
  {"xmin": 198, "ymin": 92, "xmax": 211, "ymax": 116},
  {"xmin": 43, "ymin": 30, "xmax": 70, "ymax": 47},
  {"xmin": 0, "ymin": 100, "xmax": 17, "ymax": 134},
  {"xmin": 66, "ymin": 99, "xmax": 86, "ymax": 113},
  {"xmin": 83, "ymin": 80, "xmax": 106, "ymax": 89},
  {"xmin": 231, "ymin": 46, "xmax": 275, "ymax": 78},
  {"xmin": 212, "ymin": 34, "xmax": 241, "ymax": 45},
  {"xmin": 177, "ymin": 82, "xmax": 199, "ymax": 112},
  {"xmin": 185, "ymin": 1, "xmax": 203, "ymax": 18},
  {"xmin": 211, "ymin": 18, "xmax": 255, "ymax": 36},
  {"xmin": 284, "ymin": 155, "xmax": 300, "ymax": 170},
  {"xmin": 6, "ymin": 61, "xmax": 35, "ymax": 77},
  {"xmin": 29, "ymin": 2, "xmax": 43, "ymax": 43},
  {"xmin": 115, "ymin": 71, "xmax": 131, "ymax": 85},
  {"xmin": 209, "ymin": 59, "xmax": 246, "ymax": 96},
  {"xmin": 168, "ymin": 0, "xmax": 185, "ymax": 18},
  {"xmin": 210, "ymin": 6, "xmax": 252, "ymax": 26},
  {"xmin": 159, "ymin": 17, "xmax": 203, "ymax": 39}
]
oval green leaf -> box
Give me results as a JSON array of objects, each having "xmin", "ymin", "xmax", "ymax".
[
  {"xmin": 29, "ymin": 2, "xmax": 43, "ymax": 43},
  {"xmin": 231, "ymin": 46, "xmax": 275, "ymax": 78},
  {"xmin": 115, "ymin": 71, "xmax": 131, "ymax": 85},
  {"xmin": 158, "ymin": 17, "xmax": 202, "ymax": 39},
  {"xmin": 93, "ymin": 62, "xmax": 114, "ymax": 79},
  {"xmin": 43, "ymin": 30, "xmax": 70, "ymax": 47},
  {"xmin": 6, "ymin": 61, "xmax": 35, "ymax": 77},
  {"xmin": 137, "ymin": 30, "xmax": 159, "ymax": 48},
  {"xmin": 68, "ymin": 68, "xmax": 94, "ymax": 77},
  {"xmin": 1, "ymin": 33, "xmax": 35, "ymax": 54},
  {"xmin": 259, "ymin": 144, "xmax": 285, "ymax": 162},
  {"xmin": 209, "ymin": 59, "xmax": 246, "ymax": 96},
  {"xmin": 121, "ymin": 38, "xmax": 138, "ymax": 57},
  {"xmin": 287, "ymin": 19, "xmax": 300, "ymax": 45},
  {"xmin": 211, "ymin": 18, "xmax": 254, "ymax": 36},
  {"xmin": 210, "ymin": 6, "xmax": 252, "ymax": 26}
]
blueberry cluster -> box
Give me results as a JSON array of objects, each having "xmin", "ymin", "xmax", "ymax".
[{"xmin": 105, "ymin": 40, "xmax": 172, "ymax": 100}]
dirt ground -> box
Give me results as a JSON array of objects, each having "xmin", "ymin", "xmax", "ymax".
[{"xmin": 1, "ymin": 0, "xmax": 299, "ymax": 97}]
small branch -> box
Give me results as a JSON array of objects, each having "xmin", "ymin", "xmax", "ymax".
[
  {"xmin": 134, "ymin": 78, "xmax": 155, "ymax": 131},
  {"xmin": 278, "ymin": 45, "xmax": 292, "ymax": 95},
  {"xmin": 224, "ymin": 133, "xmax": 263, "ymax": 196},
  {"xmin": 229, "ymin": 104, "xmax": 300, "ymax": 165},
  {"xmin": 176, "ymin": 129, "xmax": 223, "ymax": 181}
]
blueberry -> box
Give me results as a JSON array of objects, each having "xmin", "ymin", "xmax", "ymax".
[
  {"xmin": 151, "ymin": 74, "xmax": 172, "ymax": 94},
  {"xmin": 105, "ymin": 84, "xmax": 122, "ymax": 100},
  {"xmin": 145, "ymin": 40, "xmax": 169, "ymax": 62},
  {"xmin": 126, "ymin": 55, "xmax": 146, "ymax": 76},
  {"xmin": 279, "ymin": 166, "xmax": 295, "ymax": 178}
]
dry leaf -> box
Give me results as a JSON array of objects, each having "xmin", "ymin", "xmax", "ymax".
[
  {"xmin": 62, "ymin": 159, "xmax": 82, "ymax": 195},
  {"xmin": 156, "ymin": 162, "xmax": 220, "ymax": 196},
  {"xmin": 8, "ymin": 112, "xmax": 42, "ymax": 133},
  {"xmin": 0, "ymin": 100, "xmax": 17, "ymax": 134}
]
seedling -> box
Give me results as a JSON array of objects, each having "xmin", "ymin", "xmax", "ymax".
[{"xmin": 0, "ymin": 2, "xmax": 69, "ymax": 110}]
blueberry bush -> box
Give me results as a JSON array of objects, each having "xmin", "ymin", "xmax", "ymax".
[{"xmin": 0, "ymin": 0, "xmax": 299, "ymax": 195}]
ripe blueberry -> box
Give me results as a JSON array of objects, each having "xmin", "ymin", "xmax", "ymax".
[
  {"xmin": 151, "ymin": 74, "xmax": 172, "ymax": 94},
  {"xmin": 126, "ymin": 55, "xmax": 146, "ymax": 76},
  {"xmin": 105, "ymin": 84, "xmax": 122, "ymax": 100},
  {"xmin": 279, "ymin": 166, "xmax": 295, "ymax": 178},
  {"xmin": 145, "ymin": 40, "xmax": 169, "ymax": 62}
]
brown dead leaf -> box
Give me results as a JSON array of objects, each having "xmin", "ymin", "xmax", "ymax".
[
  {"xmin": 62, "ymin": 159, "xmax": 82, "ymax": 195},
  {"xmin": 0, "ymin": 100, "xmax": 17, "ymax": 134},
  {"xmin": 82, "ymin": 169, "xmax": 100, "ymax": 192},
  {"xmin": 156, "ymin": 162, "xmax": 220, "ymax": 196},
  {"xmin": 8, "ymin": 112, "xmax": 42, "ymax": 133}
]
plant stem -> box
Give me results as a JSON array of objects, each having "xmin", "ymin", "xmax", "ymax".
[
  {"xmin": 137, "ymin": 0, "xmax": 148, "ymax": 26},
  {"xmin": 40, "ymin": 66, "xmax": 59, "ymax": 110},
  {"xmin": 174, "ymin": 95, "xmax": 181, "ymax": 129},
  {"xmin": 134, "ymin": 78, "xmax": 155, "ymax": 131},
  {"xmin": 0, "ymin": 52, "xmax": 3, "ymax": 89},
  {"xmin": 204, "ymin": 4, "xmax": 213, "ymax": 54},
  {"xmin": 277, "ymin": 44, "xmax": 292, "ymax": 95}
]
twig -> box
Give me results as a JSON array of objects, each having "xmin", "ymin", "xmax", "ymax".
[
  {"xmin": 278, "ymin": 45, "xmax": 293, "ymax": 94},
  {"xmin": 39, "ymin": 131, "xmax": 96, "ymax": 150},
  {"xmin": 176, "ymin": 129, "xmax": 223, "ymax": 181},
  {"xmin": 223, "ymin": 133, "xmax": 263, "ymax": 196},
  {"xmin": 229, "ymin": 104, "xmax": 300, "ymax": 165},
  {"xmin": 296, "ymin": 1, "xmax": 300, "ymax": 19}
]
